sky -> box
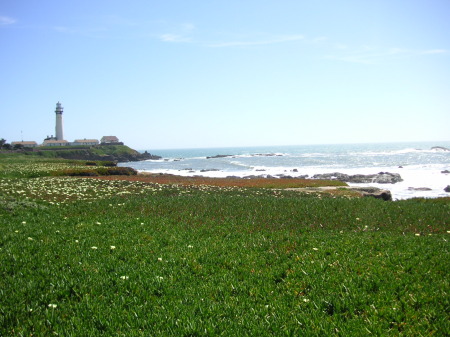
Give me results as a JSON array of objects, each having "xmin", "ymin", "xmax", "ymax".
[{"xmin": 1, "ymin": 0, "xmax": 449, "ymax": 150}]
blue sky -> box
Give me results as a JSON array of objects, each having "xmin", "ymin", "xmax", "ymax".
[{"xmin": 1, "ymin": 0, "xmax": 449, "ymax": 150}]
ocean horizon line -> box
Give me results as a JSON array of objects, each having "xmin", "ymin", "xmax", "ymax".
[{"xmin": 140, "ymin": 140, "xmax": 450, "ymax": 154}]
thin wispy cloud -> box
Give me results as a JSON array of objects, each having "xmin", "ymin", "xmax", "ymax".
[
  {"xmin": 158, "ymin": 22, "xmax": 196, "ymax": 43},
  {"xmin": 311, "ymin": 36, "xmax": 328, "ymax": 44},
  {"xmin": 181, "ymin": 23, "xmax": 195, "ymax": 32},
  {"xmin": 324, "ymin": 45, "xmax": 449, "ymax": 64},
  {"xmin": 421, "ymin": 49, "xmax": 448, "ymax": 55},
  {"xmin": 47, "ymin": 17, "xmax": 450, "ymax": 63},
  {"xmin": 159, "ymin": 33, "xmax": 192, "ymax": 43},
  {"xmin": 208, "ymin": 34, "xmax": 304, "ymax": 47},
  {"xmin": 0, "ymin": 16, "xmax": 16, "ymax": 25}
]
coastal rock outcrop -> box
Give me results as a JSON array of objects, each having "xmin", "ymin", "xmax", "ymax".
[
  {"xmin": 431, "ymin": 146, "xmax": 450, "ymax": 151},
  {"xmin": 349, "ymin": 187, "xmax": 392, "ymax": 201},
  {"xmin": 444, "ymin": 185, "xmax": 450, "ymax": 193},
  {"xmin": 312, "ymin": 172, "xmax": 403, "ymax": 184}
]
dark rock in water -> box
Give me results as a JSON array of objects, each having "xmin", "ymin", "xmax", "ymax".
[
  {"xmin": 372, "ymin": 172, "xmax": 403, "ymax": 184},
  {"xmin": 252, "ymin": 153, "xmax": 283, "ymax": 157},
  {"xmin": 444, "ymin": 186, "xmax": 450, "ymax": 192},
  {"xmin": 408, "ymin": 187, "xmax": 432, "ymax": 191},
  {"xmin": 398, "ymin": 166, "xmax": 403, "ymax": 168},
  {"xmin": 244, "ymin": 174, "xmax": 272, "ymax": 179},
  {"xmin": 207, "ymin": 154, "xmax": 233, "ymax": 159},
  {"xmin": 292, "ymin": 169, "xmax": 298, "ymax": 172},
  {"xmin": 350, "ymin": 187, "xmax": 392, "ymax": 201},
  {"xmin": 312, "ymin": 172, "xmax": 349, "ymax": 181},
  {"xmin": 431, "ymin": 146, "xmax": 450, "ymax": 151},
  {"xmin": 200, "ymin": 169, "xmax": 220, "ymax": 172},
  {"xmin": 442, "ymin": 170, "xmax": 450, "ymax": 174},
  {"xmin": 256, "ymin": 169, "xmax": 266, "ymax": 172},
  {"xmin": 312, "ymin": 172, "xmax": 403, "ymax": 184},
  {"xmin": 277, "ymin": 174, "xmax": 294, "ymax": 179}
]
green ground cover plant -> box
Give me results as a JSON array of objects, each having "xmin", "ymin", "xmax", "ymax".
[{"xmin": 0, "ymin": 158, "xmax": 449, "ymax": 336}]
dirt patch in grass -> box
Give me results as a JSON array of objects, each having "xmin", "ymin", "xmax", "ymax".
[{"xmin": 91, "ymin": 173, "xmax": 348, "ymax": 189}]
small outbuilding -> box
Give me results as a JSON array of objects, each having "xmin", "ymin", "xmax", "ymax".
[
  {"xmin": 42, "ymin": 140, "xmax": 69, "ymax": 147},
  {"xmin": 73, "ymin": 139, "xmax": 99, "ymax": 146},
  {"xmin": 101, "ymin": 136, "xmax": 121, "ymax": 144},
  {"xmin": 11, "ymin": 141, "xmax": 38, "ymax": 148}
]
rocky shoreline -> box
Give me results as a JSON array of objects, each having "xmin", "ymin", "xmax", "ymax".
[
  {"xmin": 311, "ymin": 172, "xmax": 403, "ymax": 184},
  {"xmin": 228, "ymin": 171, "xmax": 403, "ymax": 184}
]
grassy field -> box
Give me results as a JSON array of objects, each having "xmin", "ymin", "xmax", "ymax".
[{"xmin": 0, "ymin": 159, "xmax": 449, "ymax": 336}]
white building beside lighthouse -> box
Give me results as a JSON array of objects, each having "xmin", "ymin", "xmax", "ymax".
[{"xmin": 55, "ymin": 101, "xmax": 64, "ymax": 140}]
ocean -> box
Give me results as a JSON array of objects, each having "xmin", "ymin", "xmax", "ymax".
[{"xmin": 121, "ymin": 141, "xmax": 450, "ymax": 200}]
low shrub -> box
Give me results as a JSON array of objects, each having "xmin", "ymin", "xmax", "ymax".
[
  {"xmin": 96, "ymin": 166, "xmax": 137, "ymax": 176},
  {"xmin": 55, "ymin": 169, "xmax": 99, "ymax": 177},
  {"xmin": 101, "ymin": 161, "xmax": 117, "ymax": 167},
  {"xmin": 53, "ymin": 166, "xmax": 137, "ymax": 177}
]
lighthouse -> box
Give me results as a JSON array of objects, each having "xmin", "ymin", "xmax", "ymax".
[{"xmin": 55, "ymin": 101, "xmax": 64, "ymax": 140}]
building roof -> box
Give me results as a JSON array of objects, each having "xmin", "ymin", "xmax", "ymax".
[
  {"xmin": 11, "ymin": 141, "xmax": 38, "ymax": 145},
  {"xmin": 73, "ymin": 139, "xmax": 99, "ymax": 143},
  {"xmin": 101, "ymin": 136, "xmax": 119, "ymax": 141},
  {"xmin": 43, "ymin": 140, "xmax": 69, "ymax": 144}
]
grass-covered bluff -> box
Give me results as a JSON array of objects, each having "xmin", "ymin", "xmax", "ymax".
[
  {"xmin": 0, "ymin": 157, "xmax": 449, "ymax": 336},
  {"xmin": 0, "ymin": 144, "xmax": 160, "ymax": 162}
]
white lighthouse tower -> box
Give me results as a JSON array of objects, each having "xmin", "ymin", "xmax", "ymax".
[{"xmin": 55, "ymin": 101, "xmax": 64, "ymax": 141}]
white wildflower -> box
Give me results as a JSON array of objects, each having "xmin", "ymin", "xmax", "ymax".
[
  {"xmin": 91, "ymin": 246, "xmax": 98, "ymax": 249},
  {"xmin": 48, "ymin": 304, "xmax": 57, "ymax": 309},
  {"xmin": 120, "ymin": 275, "xmax": 129, "ymax": 280},
  {"xmin": 110, "ymin": 246, "xmax": 116, "ymax": 250}
]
